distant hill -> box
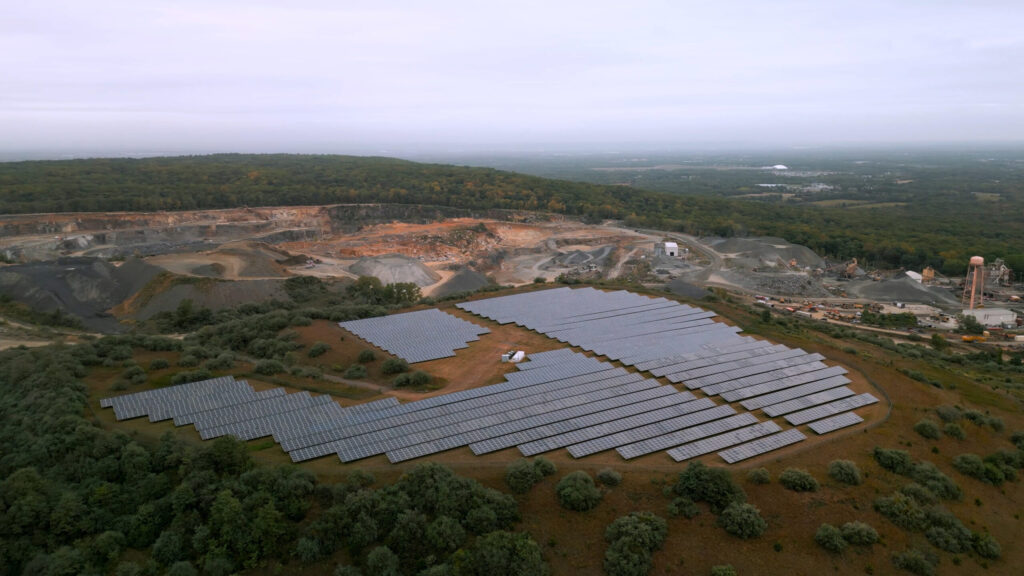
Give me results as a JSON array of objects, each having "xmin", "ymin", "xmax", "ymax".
[{"xmin": 1, "ymin": 154, "xmax": 1021, "ymax": 276}]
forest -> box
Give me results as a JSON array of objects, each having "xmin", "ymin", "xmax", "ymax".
[{"xmin": 0, "ymin": 153, "xmax": 1022, "ymax": 276}]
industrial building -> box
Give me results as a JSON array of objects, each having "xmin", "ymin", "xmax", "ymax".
[
  {"xmin": 962, "ymin": 308, "xmax": 1018, "ymax": 328},
  {"xmin": 655, "ymin": 241, "xmax": 679, "ymax": 257}
]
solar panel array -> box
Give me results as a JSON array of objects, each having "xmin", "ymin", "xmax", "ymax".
[
  {"xmin": 100, "ymin": 377, "xmax": 400, "ymax": 446},
  {"xmin": 338, "ymin": 308, "xmax": 490, "ymax": 363},
  {"xmin": 102, "ymin": 288, "xmax": 880, "ymax": 467},
  {"xmin": 457, "ymin": 287, "xmax": 878, "ymax": 462}
]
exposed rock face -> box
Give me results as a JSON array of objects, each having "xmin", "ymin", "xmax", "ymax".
[{"xmin": 349, "ymin": 254, "xmax": 441, "ymax": 287}]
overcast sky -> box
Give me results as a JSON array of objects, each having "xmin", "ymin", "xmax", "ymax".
[{"xmin": 3, "ymin": 0, "xmax": 1023, "ymax": 157}]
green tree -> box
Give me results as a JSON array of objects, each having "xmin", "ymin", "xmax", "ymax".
[{"xmin": 556, "ymin": 471, "xmax": 602, "ymax": 511}]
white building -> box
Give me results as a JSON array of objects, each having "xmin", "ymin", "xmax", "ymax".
[
  {"xmin": 962, "ymin": 308, "xmax": 1017, "ymax": 327},
  {"xmin": 655, "ymin": 241, "xmax": 679, "ymax": 257}
]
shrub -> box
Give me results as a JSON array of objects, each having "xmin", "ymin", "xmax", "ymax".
[
  {"xmin": 914, "ymin": 419, "xmax": 941, "ymax": 440},
  {"xmin": 533, "ymin": 457, "xmax": 556, "ymax": 477},
  {"xmin": 381, "ymin": 358, "xmax": 409, "ymax": 374},
  {"xmin": 935, "ymin": 405, "xmax": 962, "ymax": 422},
  {"xmin": 166, "ymin": 562, "xmax": 197, "ymax": 576},
  {"xmin": 973, "ymin": 532, "xmax": 1001, "ymax": 559},
  {"xmin": 556, "ymin": 471, "xmax": 602, "ymax": 511},
  {"xmin": 334, "ymin": 566, "xmax": 362, "ymax": 576},
  {"xmin": 898, "ymin": 483, "xmax": 937, "ymax": 505},
  {"xmin": 874, "ymin": 447, "xmax": 912, "ymax": 474},
  {"xmin": 710, "ymin": 566, "xmax": 737, "ymax": 576},
  {"xmin": 746, "ymin": 467, "xmax": 771, "ymax": 485},
  {"xmin": 815, "ymin": 523, "xmax": 847, "ymax": 553},
  {"xmin": 604, "ymin": 512, "xmax": 668, "ymax": 551},
  {"xmin": 828, "ymin": 460, "xmax": 862, "ymax": 485},
  {"xmin": 149, "ymin": 358, "xmax": 170, "ymax": 370},
  {"xmin": 943, "ymin": 422, "xmax": 965, "ymax": 440},
  {"xmin": 840, "ymin": 521, "xmax": 879, "ymax": 546},
  {"xmin": 254, "ymin": 359, "xmax": 285, "ymax": 375},
  {"xmin": 717, "ymin": 502, "xmax": 766, "ymax": 539},
  {"xmin": 923, "ymin": 507, "xmax": 972, "ymax": 553},
  {"xmin": 597, "ymin": 468, "xmax": 623, "ymax": 487},
  {"xmin": 365, "ymin": 546, "xmax": 400, "ymax": 576},
  {"xmin": 874, "ymin": 492, "xmax": 929, "ymax": 532},
  {"xmin": 357, "ymin": 349, "xmax": 376, "ymax": 363},
  {"xmin": 1011, "ymin": 430, "xmax": 1024, "ymax": 450},
  {"xmin": 205, "ymin": 352, "xmax": 235, "ymax": 370},
  {"xmin": 909, "ymin": 461, "xmax": 961, "ymax": 500},
  {"xmin": 409, "ymin": 370, "xmax": 431, "ymax": 386},
  {"xmin": 343, "ymin": 364, "xmax": 368, "ymax": 379},
  {"xmin": 952, "ymin": 453, "xmax": 986, "ymax": 481},
  {"xmin": 891, "ymin": 547, "xmax": 938, "ymax": 576},
  {"xmin": 505, "ymin": 459, "xmax": 542, "ymax": 494},
  {"xmin": 603, "ymin": 539, "xmax": 651, "ymax": 576},
  {"xmin": 779, "ymin": 468, "xmax": 819, "ymax": 492},
  {"xmin": 308, "ymin": 342, "xmax": 330, "ymax": 358},
  {"xmin": 672, "ymin": 461, "xmax": 745, "ymax": 514},
  {"xmin": 667, "ymin": 496, "xmax": 700, "ymax": 519}
]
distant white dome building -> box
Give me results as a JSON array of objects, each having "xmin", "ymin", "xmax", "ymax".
[{"xmin": 772, "ymin": 164, "xmax": 789, "ymax": 170}]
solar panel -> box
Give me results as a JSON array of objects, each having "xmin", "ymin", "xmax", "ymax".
[
  {"xmin": 718, "ymin": 428, "xmax": 807, "ymax": 463},
  {"xmin": 338, "ymin": 308, "xmax": 490, "ymax": 363},
  {"xmin": 615, "ymin": 413, "xmax": 761, "ymax": 460},
  {"xmin": 808, "ymin": 411, "xmax": 864, "ymax": 434},
  {"xmin": 667, "ymin": 421, "xmax": 783, "ymax": 462},
  {"xmin": 784, "ymin": 393, "xmax": 879, "ymax": 426},
  {"xmin": 761, "ymin": 386, "xmax": 855, "ymax": 417}
]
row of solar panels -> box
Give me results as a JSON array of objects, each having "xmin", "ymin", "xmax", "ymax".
[
  {"xmin": 100, "ymin": 377, "xmax": 400, "ymax": 443},
  {"xmin": 338, "ymin": 308, "xmax": 490, "ymax": 364}
]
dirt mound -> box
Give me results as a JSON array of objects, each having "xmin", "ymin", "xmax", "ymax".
[
  {"xmin": 432, "ymin": 268, "xmax": 492, "ymax": 298},
  {"xmin": 349, "ymin": 254, "xmax": 441, "ymax": 287},
  {"xmin": 710, "ymin": 236, "xmax": 825, "ymax": 270},
  {"xmin": 665, "ymin": 279, "xmax": 708, "ymax": 300},
  {"xmin": 845, "ymin": 277, "xmax": 960, "ymax": 309},
  {"xmin": 547, "ymin": 245, "xmax": 614, "ymax": 268},
  {"xmin": 0, "ymin": 257, "xmax": 162, "ymax": 331},
  {"xmin": 131, "ymin": 279, "xmax": 288, "ymax": 320}
]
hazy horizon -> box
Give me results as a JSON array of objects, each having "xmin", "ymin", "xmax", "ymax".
[{"xmin": 4, "ymin": 1, "xmax": 1024, "ymax": 160}]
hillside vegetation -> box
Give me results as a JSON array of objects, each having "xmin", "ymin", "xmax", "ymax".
[{"xmin": 1, "ymin": 154, "xmax": 1022, "ymax": 275}]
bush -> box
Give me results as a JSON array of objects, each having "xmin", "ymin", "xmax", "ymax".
[
  {"xmin": 891, "ymin": 548, "xmax": 938, "ymax": 576},
  {"xmin": 828, "ymin": 460, "xmax": 862, "ymax": 485},
  {"xmin": 555, "ymin": 471, "xmax": 602, "ymax": 512},
  {"xmin": 166, "ymin": 561, "xmax": 197, "ymax": 576},
  {"xmin": 357, "ymin": 349, "xmax": 376, "ymax": 363},
  {"xmin": 779, "ymin": 468, "xmax": 819, "ymax": 492},
  {"xmin": 149, "ymin": 358, "xmax": 170, "ymax": 370},
  {"xmin": 746, "ymin": 467, "xmax": 771, "ymax": 485},
  {"xmin": 604, "ymin": 512, "xmax": 668, "ymax": 551},
  {"xmin": 898, "ymin": 483, "xmax": 937, "ymax": 505},
  {"xmin": 840, "ymin": 521, "xmax": 879, "ymax": 546},
  {"xmin": 533, "ymin": 457, "xmax": 556, "ymax": 477},
  {"xmin": 914, "ymin": 419, "xmax": 941, "ymax": 440},
  {"xmin": 717, "ymin": 502, "xmax": 766, "ymax": 539},
  {"xmin": 672, "ymin": 461, "xmax": 745, "ymax": 514},
  {"xmin": 344, "ymin": 364, "xmax": 368, "ymax": 379},
  {"xmin": 602, "ymin": 512, "xmax": 668, "ymax": 576},
  {"xmin": 874, "ymin": 492, "xmax": 929, "ymax": 531},
  {"xmin": 254, "ymin": 359, "xmax": 286, "ymax": 375},
  {"xmin": 381, "ymin": 358, "xmax": 409, "ymax": 374},
  {"xmin": 874, "ymin": 447, "xmax": 912, "ymax": 474},
  {"xmin": 815, "ymin": 523, "xmax": 847, "ymax": 553},
  {"xmin": 597, "ymin": 468, "xmax": 623, "ymax": 487},
  {"xmin": 908, "ymin": 461, "xmax": 961, "ymax": 500},
  {"xmin": 394, "ymin": 370, "xmax": 431, "ymax": 388},
  {"xmin": 934, "ymin": 405, "xmax": 961, "ymax": 422},
  {"xmin": 973, "ymin": 532, "xmax": 1001, "ymax": 559},
  {"xmin": 710, "ymin": 566, "xmax": 737, "ymax": 576},
  {"xmin": 952, "ymin": 453, "xmax": 986, "ymax": 481},
  {"xmin": 308, "ymin": 342, "xmax": 330, "ymax": 358},
  {"xmin": 667, "ymin": 496, "xmax": 700, "ymax": 519},
  {"xmin": 943, "ymin": 422, "xmax": 965, "ymax": 440},
  {"xmin": 365, "ymin": 546, "xmax": 400, "ymax": 576},
  {"xmin": 505, "ymin": 459, "xmax": 542, "ymax": 494}
]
